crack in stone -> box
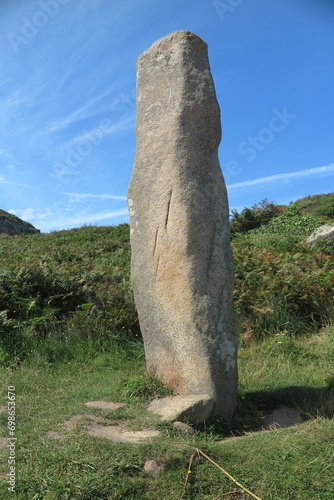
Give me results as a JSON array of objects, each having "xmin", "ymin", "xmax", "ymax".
[
  {"xmin": 155, "ymin": 256, "xmax": 160, "ymax": 278},
  {"xmin": 153, "ymin": 229, "xmax": 159, "ymax": 255},
  {"xmin": 165, "ymin": 190, "xmax": 172, "ymax": 230}
]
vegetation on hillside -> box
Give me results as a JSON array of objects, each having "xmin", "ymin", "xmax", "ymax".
[
  {"xmin": 0, "ymin": 194, "xmax": 333, "ymax": 365},
  {"xmin": 293, "ymin": 192, "xmax": 334, "ymax": 219},
  {"xmin": 0, "ymin": 224, "xmax": 139, "ymax": 365}
]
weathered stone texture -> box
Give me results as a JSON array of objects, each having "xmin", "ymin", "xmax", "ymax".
[
  {"xmin": 306, "ymin": 224, "xmax": 334, "ymax": 245},
  {"xmin": 128, "ymin": 31, "xmax": 239, "ymax": 417},
  {"xmin": 147, "ymin": 394, "xmax": 215, "ymax": 424}
]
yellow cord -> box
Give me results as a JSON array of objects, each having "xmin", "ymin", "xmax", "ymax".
[{"xmin": 196, "ymin": 449, "xmax": 264, "ymax": 500}]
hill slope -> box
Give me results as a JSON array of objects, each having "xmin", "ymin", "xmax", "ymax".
[{"xmin": 0, "ymin": 209, "xmax": 40, "ymax": 235}]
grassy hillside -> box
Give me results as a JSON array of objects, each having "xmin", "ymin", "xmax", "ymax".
[
  {"xmin": 0, "ymin": 195, "xmax": 333, "ymax": 365},
  {"xmin": 293, "ymin": 192, "xmax": 334, "ymax": 220},
  {"xmin": 0, "ymin": 195, "xmax": 333, "ymax": 499},
  {"xmin": 0, "ymin": 224, "xmax": 138, "ymax": 365}
]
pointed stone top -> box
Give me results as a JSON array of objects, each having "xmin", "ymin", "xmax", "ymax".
[
  {"xmin": 153, "ymin": 30, "xmax": 207, "ymax": 45},
  {"xmin": 138, "ymin": 30, "xmax": 208, "ymax": 63}
]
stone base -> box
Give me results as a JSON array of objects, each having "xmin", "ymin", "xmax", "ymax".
[{"xmin": 147, "ymin": 394, "xmax": 215, "ymax": 424}]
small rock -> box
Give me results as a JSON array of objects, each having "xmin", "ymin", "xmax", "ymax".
[
  {"xmin": 143, "ymin": 459, "xmax": 164, "ymax": 478},
  {"xmin": 147, "ymin": 394, "xmax": 214, "ymax": 424},
  {"xmin": 173, "ymin": 421, "xmax": 195, "ymax": 435},
  {"xmin": 263, "ymin": 405, "xmax": 302, "ymax": 429},
  {"xmin": 85, "ymin": 401, "xmax": 127, "ymax": 411}
]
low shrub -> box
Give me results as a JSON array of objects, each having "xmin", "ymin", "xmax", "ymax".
[{"xmin": 232, "ymin": 233, "xmax": 334, "ymax": 339}]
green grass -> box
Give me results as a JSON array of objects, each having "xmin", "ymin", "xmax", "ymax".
[{"xmin": 0, "ymin": 328, "xmax": 333, "ymax": 499}]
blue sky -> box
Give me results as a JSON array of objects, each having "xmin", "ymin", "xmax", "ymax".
[{"xmin": 1, "ymin": 0, "xmax": 333, "ymax": 232}]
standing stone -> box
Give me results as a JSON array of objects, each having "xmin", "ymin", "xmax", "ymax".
[{"xmin": 128, "ymin": 31, "xmax": 239, "ymax": 417}]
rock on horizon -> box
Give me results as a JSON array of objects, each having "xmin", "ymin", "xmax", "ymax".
[{"xmin": 0, "ymin": 209, "xmax": 40, "ymax": 236}]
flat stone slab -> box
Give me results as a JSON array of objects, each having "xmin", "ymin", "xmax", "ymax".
[
  {"xmin": 60, "ymin": 413, "xmax": 108, "ymax": 431},
  {"xmin": 45, "ymin": 411, "xmax": 160, "ymax": 444},
  {"xmin": 262, "ymin": 405, "xmax": 302, "ymax": 429},
  {"xmin": 0, "ymin": 437, "xmax": 8, "ymax": 451},
  {"xmin": 147, "ymin": 394, "xmax": 214, "ymax": 424},
  {"xmin": 87, "ymin": 423, "xmax": 161, "ymax": 443},
  {"xmin": 45, "ymin": 430, "xmax": 71, "ymax": 440},
  {"xmin": 85, "ymin": 401, "xmax": 127, "ymax": 411},
  {"xmin": 45, "ymin": 413, "xmax": 110, "ymax": 440},
  {"xmin": 0, "ymin": 405, "xmax": 7, "ymax": 413}
]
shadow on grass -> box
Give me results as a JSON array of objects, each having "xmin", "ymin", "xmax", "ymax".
[
  {"xmin": 244, "ymin": 378, "xmax": 334, "ymax": 420},
  {"xmin": 196, "ymin": 378, "xmax": 334, "ymax": 438}
]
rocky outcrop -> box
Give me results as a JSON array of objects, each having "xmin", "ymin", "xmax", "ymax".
[
  {"xmin": 306, "ymin": 224, "xmax": 334, "ymax": 245},
  {"xmin": 128, "ymin": 31, "xmax": 239, "ymax": 418},
  {"xmin": 0, "ymin": 210, "xmax": 40, "ymax": 235}
]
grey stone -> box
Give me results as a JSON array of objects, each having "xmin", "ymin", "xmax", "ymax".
[
  {"xmin": 128, "ymin": 30, "xmax": 239, "ymax": 417},
  {"xmin": 173, "ymin": 420, "xmax": 195, "ymax": 435},
  {"xmin": 147, "ymin": 394, "xmax": 215, "ymax": 424},
  {"xmin": 143, "ymin": 460, "xmax": 164, "ymax": 478},
  {"xmin": 306, "ymin": 224, "xmax": 334, "ymax": 245}
]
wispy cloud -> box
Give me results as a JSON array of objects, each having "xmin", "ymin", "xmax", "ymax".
[
  {"xmin": 0, "ymin": 176, "xmax": 30, "ymax": 187},
  {"xmin": 227, "ymin": 163, "xmax": 334, "ymax": 190},
  {"xmin": 9, "ymin": 208, "xmax": 53, "ymax": 221},
  {"xmin": 0, "ymin": 148, "xmax": 14, "ymax": 159},
  {"xmin": 36, "ymin": 208, "xmax": 129, "ymax": 231},
  {"xmin": 43, "ymin": 86, "xmax": 116, "ymax": 134},
  {"xmin": 0, "ymin": 88, "xmax": 32, "ymax": 112},
  {"xmin": 64, "ymin": 114, "xmax": 134, "ymax": 148},
  {"xmin": 63, "ymin": 192, "xmax": 127, "ymax": 202}
]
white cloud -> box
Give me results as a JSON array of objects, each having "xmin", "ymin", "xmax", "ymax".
[
  {"xmin": 36, "ymin": 208, "xmax": 129, "ymax": 231},
  {"xmin": 0, "ymin": 148, "xmax": 14, "ymax": 159},
  {"xmin": 227, "ymin": 163, "xmax": 334, "ymax": 190},
  {"xmin": 0, "ymin": 89, "xmax": 32, "ymax": 113},
  {"xmin": 9, "ymin": 208, "xmax": 54, "ymax": 221},
  {"xmin": 63, "ymin": 192, "xmax": 127, "ymax": 202},
  {"xmin": 63, "ymin": 113, "xmax": 135, "ymax": 150},
  {"xmin": 43, "ymin": 86, "xmax": 117, "ymax": 134},
  {"xmin": 0, "ymin": 176, "xmax": 30, "ymax": 187}
]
